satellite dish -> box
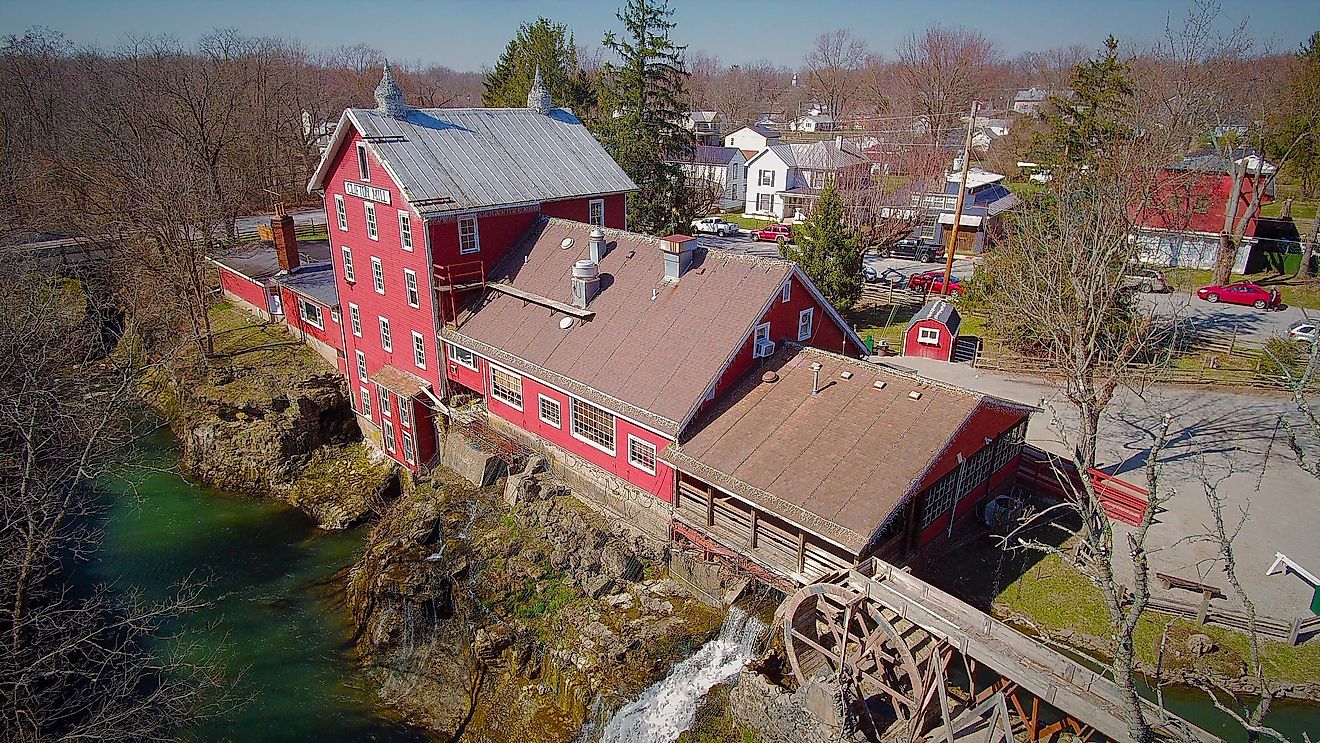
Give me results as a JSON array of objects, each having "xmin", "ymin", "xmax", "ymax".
[
  {"xmin": 559, "ymin": 316, "xmax": 573, "ymax": 330},
  {"xmin": 560, "ymin": 238, "xmax": 574, "ymax": 249}
]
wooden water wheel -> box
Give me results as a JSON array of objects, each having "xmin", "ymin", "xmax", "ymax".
[{"xmin": 782, "ymin": 580, "xmax": 926, "ymax": 722}]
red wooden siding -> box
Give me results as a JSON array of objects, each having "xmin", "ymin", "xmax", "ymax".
[
  {"xmin": 219, "ymin": 268, "xmax": 271, "ymax": 314},
  {"xmin": 904, "ymin": 318, "xmax": 955, "ymax": 360},
  {"xmin": 540, "ymin": 193, "xmax": 626, "ymax": 228},
  {"xmin": 280, "ymin": 286, "xmax": 343, "ymax": 351}
]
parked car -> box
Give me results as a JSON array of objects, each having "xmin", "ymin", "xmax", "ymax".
[
  {"xmin": 754, "ymin": 223, "xmax": 793, "ymax": 243},
  {"xmin": 881, "ymin": 238, "xmax": 944, "ymax": 263},
  {"xmin": 1195, "ymin": 281, "xmax": 1280, "ymax": 310},
  {"xmin": 691, "ymin": 217, "xmax": 740, "ymax": 236},
  {"xmin": 908, "ymin": 271, "xmax": 962, "ymax": 295},
  {"xmin": 863, "ymin": 266, "xmax": 907, "ymax": 288},
  {"xmin": 1288, "ymin": 320, "xmax": 1317, "ymax": 344},
  {"xmin": 1121, "ymin": 267, "xmax": 1168, "ymax": 293}
]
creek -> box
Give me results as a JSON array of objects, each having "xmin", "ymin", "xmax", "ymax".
[{"xmin": 88, "ymin": 428, "xmax": 425, "ymax": 742}]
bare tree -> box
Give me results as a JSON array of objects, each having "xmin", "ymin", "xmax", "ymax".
[
  {"xmin": 803, "ymin": 29, "xmax": 869, "ymax": 120},
  {"xmin": 896, "ymin": 26, "xmax": 999, "ymax": 145}
]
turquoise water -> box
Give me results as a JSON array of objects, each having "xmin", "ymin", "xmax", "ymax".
[{"xmin": 89, "ymin": 428, "xmax": 428, "ymax": 742}]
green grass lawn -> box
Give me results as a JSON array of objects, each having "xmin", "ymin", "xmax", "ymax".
[
  {"xmin": 998, "ymin": 553, "xmax": 1320, "ymax": 685},
  {"xmin": 1165, "ymin": 268, "xmax": 1320, "ymax": 310},
  {"xmin": 845, "ymin": 300, "xmax": 989, "ymax": 352},
  {"xmin": 725, "ymin": 213, "xmax": 777, "ymax": 230},
  {"xmin": 197, "ymin": 300, "xmax": 336, "ymax": 401}
]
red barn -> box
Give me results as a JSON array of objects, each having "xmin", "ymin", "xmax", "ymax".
[
  {"xmin": 1133, "ymin": 148, "xmax": 1276, "ymax": 271},
  {"xmin": 904, "ymin": 300, "xmax": 960, "ymax": 361}
]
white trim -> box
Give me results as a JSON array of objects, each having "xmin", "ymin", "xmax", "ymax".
[
  {"xmin": 379, "ymin": 316, "xmax": 392, "ymax": 352},
  {"xmin": 355, "ymin": 350, "xmax": 367, "ymax": 382},
  {"xmin": 404, "ymin": 268, "xmax": 419, "ymax": 308},
  {"xmin": 364, "ymin": 201, "xmax": 378, "ymax": 240},
  {"xmin": 752, "ymin": 322, "xmax": 772, "ymax": 357},
  {"xmin": 356, "ymin": 141, "xmax": 371, "ymax": 181},
  {"xmin": 918, "ymin": 326, "xmax": 941, "ymax": 346},
  {"xmin": 349, "ymin": 303, "xmax": 361, "ymax": 337},
  {"xmin": 297, "ymin": 298, "xmax": 325, "ymax": 330},
  {"xmin": 398, "ymin": 210, "xmax": 414, "ymax": 251},
  {"xmin": 443, "ymin": 339, "xmax": 675, "ymax": 441},
  {"xmin": 588, "ymin": 198, "xmax": 605, "ymax": 227},
  {"xmin": 538, "ymin": 394, "xmax": 562, "ymax": 429},
  {"xmin": 627, "ymin": 434, "xmax": 657, "ymax": 475},
  {"xmin": 489, "ymin": 363, "xmax": 524, "ymax": 411},
  {"xmin": 797, "ymin": 307, "xmax": 814, "ymax": 341},
  {"xmin": 458, "ymin": 216, "xmax": 480, "ymax": 254},
  {"xmin": 412, "ymin": 331, "xmax": 426, "ymax": 370},
  {"xmin": 359, "ymin": 386, "xmax": 373, "ymax": 417},
  {"xmin": 334, "ymin": 194, "xmax": 348, "ymax": 231},
  {"xmin": 569, "ymin": 397, "xmax": 616, "ymax": 456},
  {"xmin": 371, "ymin": 256, "xmax": 384, "ymax": 294},
  {"xmin": 447, "ymin": 342, "xmax": 477, "ymax": 370},
  {"xmin": 382, "ymin": 418, "xmax": 396, "ymax": 453},
  {"xmin": 401, "ymin": 430, "xmax": 415, "ymax": 465},
  {"xmin": 790, "ymin": 265, "xmax": 868, "ymax": 351},
  {"xmin": 341, "ymin": 246, "xmax": 355, "ymax": 283},
  {"xmin": 377, "ymin": 382, "xmax": 393, "ymax": 418},
  {"xmin": 781, "ymin": 281, "xmax": 791, "ymax": 303}
]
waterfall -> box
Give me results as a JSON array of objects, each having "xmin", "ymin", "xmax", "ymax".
[{"xmin": 593, "ymin": 606, "xmax": 766, "ymax": 743}]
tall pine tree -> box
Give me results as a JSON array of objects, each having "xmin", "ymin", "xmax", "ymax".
[
  {"xmin": 1031, "ymin": 36, "xmax": 1136, "ymax": 170},
  {"xmin": 594, "ymin": 0, "xmax": 698, "ymax": 235},
  {"xmin": 483, "ymin": 18, "xmax": 595, "ymax": 114},
  {"xmin": 785, "ymin": 185, "xmax": 862, "ymax": 311}
]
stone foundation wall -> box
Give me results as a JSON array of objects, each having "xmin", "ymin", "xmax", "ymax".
[{"xmin": 728, "ymin": 670, "xmax": 867, "ymax": 743}]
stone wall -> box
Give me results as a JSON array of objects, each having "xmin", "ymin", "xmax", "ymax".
[{"xmin": 728, "ymin": 669, "xmax": 868, "ymax": 743}]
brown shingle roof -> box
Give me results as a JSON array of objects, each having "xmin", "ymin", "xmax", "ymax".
[
  {"xmin": 374, "ymin": 364, "xmax": 432, "ymax": 398},
  {"xmin": 444, "ymin": 217, "xmax": 795, "ymax": 435},
  {"xmin": 664, "ymin": 346, "xmax": 1026, "ymax": 551}
]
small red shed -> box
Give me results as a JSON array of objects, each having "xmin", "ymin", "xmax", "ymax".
[{"xmin": 904, "ymin": 300, "xmax": 960, "ymax": 361}]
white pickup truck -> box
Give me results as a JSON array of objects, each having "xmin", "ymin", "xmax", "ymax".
[{"xmin": 690, "ymin": 217, "xmax": 740, "ymax": 237}]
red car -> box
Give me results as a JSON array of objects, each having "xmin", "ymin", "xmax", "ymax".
[
  {"xmin": 754, "ymin": 223, "xmax": 793, "ymax": 243},
  {"xmin": 908, "ymin": 271, "xmax": 962, "ymax": 296},
  {"xmin": 1196, "ymin": 281, "xmax": 1280, "ymax": 310}
]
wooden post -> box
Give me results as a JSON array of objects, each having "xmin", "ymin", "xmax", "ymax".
[
  {"xmin": 705, "ymin": 484, "xmax": 714, "ymax": 527},
  {"xmin": 673, "ymin": 478, "xmax": 681, "ymax": 511},
  {"xmin": 1196, "ymin": 589, "xmax": 1212, "ymax": 625},
  {"xmin": 750, "ymin": 508, "xmax": 759, "ymax": 549},
  {"xmin": 797, "ymin": 531, "xmax": 806, "ymax": 574}
]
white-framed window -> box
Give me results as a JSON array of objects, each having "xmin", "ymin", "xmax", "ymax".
[
  {"xmin": 758, "ymin": 169, "xmax": 774, "ymax": 187},
  {"xmin": 371, "ymin": 257, "xmax": 384, "ymax": 294},
  {"xmin": 797, "ymin": 308, "xmax": 814, "ymax": 341},
  {"xmin": 360, "ymin": 386, "xmax": 373, "ymax": 417},
  {"xmin": 402, "ymin": 431, "xmax": 415, "ymax": 464},
  {"xmin": 404, "ymin": 269, "xmax": 419, "ymax": 307},
  {"xmin": 448, "ymin": 344, "xmax": 476, "ymax": 370},
  {"xmin": 341, "ymin": 246, "xmax": 355, "ymax": 283},
  {"xmin": 334, "ymin": 194, "xmax": 348, "ymax": 231},
  {"xmin": 398, "ymin": 397, "xmax": 411, "ymax": 428},
  {"xmin": 588, "ymin": 199, "xmax": 605, "ymax": 227},
  {"xmin": 753, "ymin": 322, "xmax": 772, "ymax": 357},
  {"xmin": 756, "ymin": 193, "xmax": 773, "ymax": 212},
  {"xmin": 781, "ymin": 281, "xmax": 791, "ymax": 303},
  {"xmin": 398, "ymin": 210, "xmax": 413, "ymax": 251},
  {"xmin": 379, "ymin": 317, "xmax": 392, "ymax": 352},
  {"xmin": 570, "ymin": 397, "xmax": 615, "ymax": 454},
  {"xmin": 349, "ymin": 303, "xmax": 361, "ymax": 336},
  {"xmin": 377, "ymin": 383, "xmax": 392, "ymax": 418},
  {"xmin": 628, "ymin": 435, "xmax": 657, "ymax": 475},
  {"xmin": 364, "ymin": 202, "xmax": 378, "ymax": 240},
  {"xmin": 918, "ymin": 327, "xmax": 941, "ymax": 346},
  {"xmin": 297, "ymin": 299, "xmax": 324, "ymax": 330},
  {"xmin": 382, "ymin": 418, "xmax": 396, "ymax": 453},
  {"xmin": 459, "ymin": 217, "xmax": 480, "ymax": 254},
  {"xmin": 356, "ymin": 141, "xmax": 370, "ymax": 180},
  {"xmin": 490, "ymin": 366, "xmax": 523, "ymax": 410},
  {"xmin": 412, "ymin": 331, "xmax": 426, "ymax": 370},
  {"xmin": 356, "ymin": 350, "xmax": 367, "ymax": 382},
  {"xmin": 538, "ymin": 395, "xmax": 561, "ymax": 428}
]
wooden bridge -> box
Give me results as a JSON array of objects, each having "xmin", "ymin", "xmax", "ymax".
[{"xmin": 779, "ymin": 559, "xmax": 1219, "ymax": 743}]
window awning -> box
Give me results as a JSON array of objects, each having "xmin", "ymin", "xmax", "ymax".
[{"xmin": 938, "ymin": 213, "xmax": 983, "ymax": 228}]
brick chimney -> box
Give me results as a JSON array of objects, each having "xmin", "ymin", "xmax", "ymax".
[{"xmin": 273, "ymin": 214, "xmax": 299, "ymax": 272}]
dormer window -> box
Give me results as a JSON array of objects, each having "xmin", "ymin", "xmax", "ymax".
[{"xmin": 357, "ymin": 142, "xmax": 370, "ymax": 181}]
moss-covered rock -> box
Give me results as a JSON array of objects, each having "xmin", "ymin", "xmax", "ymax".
[{"xmin": 285, "ymin": 442, "xmax": 398, "ymax": 529}]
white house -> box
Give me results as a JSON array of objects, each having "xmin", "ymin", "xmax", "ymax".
[
  {"xmin": 789, "ymin": 112, "xmax": 835, "ymax": 133},
  {"xmin": 1013, "ymin": 87, "xmax": 1049, "ymax": 115},
  {"xmin": 682, "ymin": 110, "xmax": 723, "ymax": 146},
  {"xmin": 724, "ymin": 124, "xmax": 782, "ymax": 156},
  {"xmin": 744, "ymin": 137, "xmax": 869, "ymax": 221},
  {"xmin": 665, "ymin": 145, "xmax": 748, "ymax": 210}
]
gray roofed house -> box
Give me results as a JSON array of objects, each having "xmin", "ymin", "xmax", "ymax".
[
  {"xmin": 764, "ymin": 140, "xmax": 867, "ymax": 170},
  {"xmin": 307, "ymin": 106, "xmax": 637, "ymax": 216},
  {"xmin": 209, "ymin": 239, "xmax": 332, "ymax": 283},
  {"xmin": 277, "ymin": 262, "xmax": 340, "ymax": 308},
  {"xmin": 908, "ymin": 299, "xmax": 961, "ymax": 336}
]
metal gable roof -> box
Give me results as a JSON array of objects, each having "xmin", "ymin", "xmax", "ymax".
[{"xmin": 309, "ymin": 107, "xmax": 636, "ymax": 215}]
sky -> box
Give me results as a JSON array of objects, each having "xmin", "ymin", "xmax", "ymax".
[{"xmin": 2, "ymin": 0, "xmax": 1317, "ymax": 71}]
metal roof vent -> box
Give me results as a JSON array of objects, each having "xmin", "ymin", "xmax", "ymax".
[
  {"xmin": 873, "ymin": 380, "xmax": 886, "ymax": 390},
  {"xmin": 908, "ymin": 391, "xmax": 922, "ymax": 400},
  {"xmin": 559, "ymin": 316, "xmax": 574, "ymax": 330},
  {"xmin": 571, "ymin": 259, "xmax": 600, "ymax": 309},
  {"xmin": 375, "ymin": 61, "xmax": 409, "ymax": 119},
  {"xmin": 560, "ymin": 237, "xmax": 574, "ymax": 249},
  {"xmin": 839, "ymin": 371, "xmax": 853, "ymax": 380}
]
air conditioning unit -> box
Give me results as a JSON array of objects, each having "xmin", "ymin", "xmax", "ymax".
[{"xmin": 755, "ymin": 338, "xmax": 776, "ymax": 358}]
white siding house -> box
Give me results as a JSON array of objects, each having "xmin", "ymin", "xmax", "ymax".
[
  {"xmin": 724, "ymin": 124, "xmax": 782, "ymax": 154},
  {"xmin": 744, "ymin": 139, "xmax": 869, "ymax": 221},
  {"xmin": 666, "ymin": 146, "xmax": 748, "ymax": 210}
]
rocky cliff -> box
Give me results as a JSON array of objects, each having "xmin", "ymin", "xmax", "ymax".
[{"xmin": 347, "ymin": 458, "xmax": 722, "ymax": 742}]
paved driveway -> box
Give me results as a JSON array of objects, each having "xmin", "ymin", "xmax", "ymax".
[
  {"xmin": 883, "ymin": 355, "xmax": 1320, "ymax": 620},
  {"xmin": 1141, "ymin": 290, "xmax": 1313, "ymax": 345}
]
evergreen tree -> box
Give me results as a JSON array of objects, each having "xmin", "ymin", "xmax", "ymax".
[
  {"xmin": 784, "ymin": 185, "xmax": 862, "ymax": 310},
  {"xmin": 1032, "ymin": 36, "xmax": 1136, "ymax": 170},
  {"xmin": 1267, "ymin": 31, "xmax": 1320, "ymax": 195},
  {"xmin": 594, "ymin": 0, "xmax": 698, "ymax": 235},
  {"xmin": 483, "ymin": 18, "xmax": 595, "ymax": 114}
]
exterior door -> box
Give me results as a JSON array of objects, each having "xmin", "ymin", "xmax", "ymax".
[{"xmin": 267, "ymin": 287, "xmax": 283, "ymax": 316}]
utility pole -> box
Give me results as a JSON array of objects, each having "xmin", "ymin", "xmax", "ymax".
[{"xmin": 941, "ymin": 101, "xmax": 978, "ymax": 296}]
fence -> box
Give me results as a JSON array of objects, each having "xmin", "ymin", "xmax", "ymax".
[
  {"xmin": 1146, "ymin": 596, "xmax": 1320, "ymax": 645},
  {"xmin": 1015, "ymin": 446, "xmax": 1151, "ymax": 527},
  {"xmin": 235, "ymin": 214, "xmax": 328, "ymax": 242}
]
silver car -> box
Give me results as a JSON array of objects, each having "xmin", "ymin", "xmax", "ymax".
[
  {"xmin": 1289, "ymin": 320, "xmax": 1318, "ymax": 344},
  {"xmin": 1121, "ymin": 267, "xmax": 1168, "ymax": 293}
]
